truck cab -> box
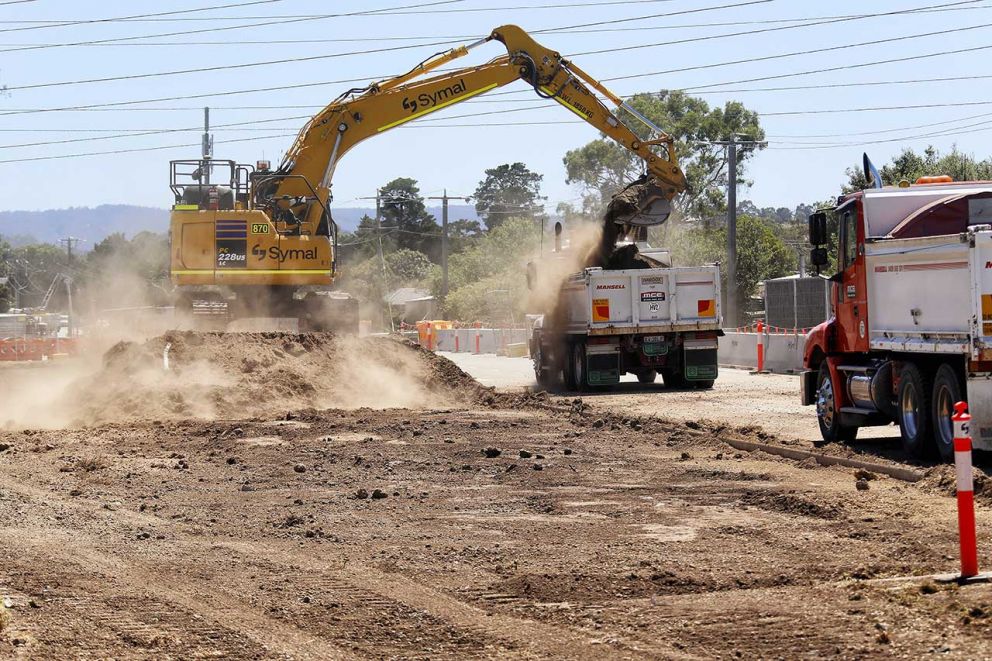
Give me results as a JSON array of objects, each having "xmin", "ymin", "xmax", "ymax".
[{"xmin": 802, "ymin": 176, "xmax": 992, "ymax": 459}]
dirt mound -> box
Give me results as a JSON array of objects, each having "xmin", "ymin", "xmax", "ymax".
[
  {"xmin": 918, "ymin": 463, "xmax": 992, "ymax": 504},
  {"xmin": 62, "ymin": 332, "xmax": 484, "ymax": 426}
]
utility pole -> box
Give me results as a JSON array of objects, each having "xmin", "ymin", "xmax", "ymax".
[
  {"xmin": 708, "ymin": 135, "xmax": 766, "ymax": 328},
  {"xmin": 727, "ymin": 137, "xmax": 738, "ymax": 328},
  {"xmin": 358, "ymin": 190, "xmax": 394, "ymax": 331},
  {"xmin": 59, "ymin": 236, "xmax": 83, "ymax": 265},
  {"xmin": 202, "ymin": 106, "xmax": 213, "ymax": 186},
  {"xmin": 58, "ymin": 237, "xmax": 82, "ymax": 336},
  {"xmin": 428, "ymin": 190, "xmax": 470, "ymax": 299}
]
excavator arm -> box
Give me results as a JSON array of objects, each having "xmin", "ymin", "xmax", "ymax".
[{"xmin": 261, "ymin": 24, "xmax": 687, "ymax": 231}]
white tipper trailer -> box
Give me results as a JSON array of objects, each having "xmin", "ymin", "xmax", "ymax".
[
  {"xmin": 530, "ymin": 264, "xmax": 723, "ymax": 390},
  {"xmin": 860, "ymin": 225, "xmax": 992, "ymax": 451}
]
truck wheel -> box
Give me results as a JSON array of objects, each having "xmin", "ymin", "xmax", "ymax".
[
  {"xmin": 694, "ymin": 380, "xmax": 715, "ymax": 390},
  {"xmin": 637, "ymin": 370, "xmax": 657, "ymax": 384},
  {"xmin": 898, "ymin": 362, "xmax": 934, "ymax": 458},
  {"xmin": 562, "ymin": 341, "xmax": 576, "ymax": 391},
  {"xmin": 572, "ymin": 342, "xmax": 587, "ymax": 392},
  {"xmin": 931, "ymin": 363, "xmax": 962, "ymax": 462},
  {"xmin": 662, "ymin": 368, "xmax": 686, "ymax": 389},
  {"xmin": 533, "ymin": 344, "xmax": 558, "ymax": 391},
  {"xmin": 816, "ymin": 362, "xmax": 857, "ymax": 443}
]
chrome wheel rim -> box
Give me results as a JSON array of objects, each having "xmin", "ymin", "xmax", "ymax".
[
  {"xmin": 935, "ymin": 384, "xmax": 953, "ymax": 446},
  {"xmin": 816, "ymin": 372, "xmax": 835, "ymax": 429},
  {"xmin": 901, "ymin": 382, "xmax": 919, "ymax": 439}
]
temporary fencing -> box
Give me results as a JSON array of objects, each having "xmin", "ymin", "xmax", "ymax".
[
  {"xmin": 411, "ymin": 322, "xmax": 530, "ymax": 357},
  {"xmin": 719, "ymin": 320, "xmax": 808, "ymax": 374},
  {"xmin": 0, "ymin": 337, "xmax": 79, "ymax": 362}
]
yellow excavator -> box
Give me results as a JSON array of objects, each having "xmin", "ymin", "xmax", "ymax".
[{"xmin": 169, "ymin": 24, "xmax": 688, "ymax": 331}]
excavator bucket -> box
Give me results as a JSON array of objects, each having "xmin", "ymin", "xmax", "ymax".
[{"xmin": 604, "ymin": 175, "xmax": 673, "ymax": 227}]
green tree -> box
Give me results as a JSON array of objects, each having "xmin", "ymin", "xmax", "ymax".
[
  {"xmin": 446, "ymin": 218, "xmax": 484, "ymax": 253},
  {"xmin": 563, "ymin": 90, "xmax": 765, "ymax": 219},
  {"xmin": 4, "ymin": 242, "xmax": 67, "ymax": 309},
  {"xmin": 0, "ymin": 235, "xmax": 11, "ymax": 311},
  {"xmin": 379, "ymin": 178, "xmax": 442, "ymax": 260},
  {"xmin": 441, "ymin": 216, "xmax": 539, "ymax": 322},
  {"xmin": 845, "ymin": 145, "xmax": 992, "ymax": 192},
  {"xmin": 473, "ymin": 162, "xmax": 544, "ymax": 230},
  {"xmin": 79, "ymin": 231, "xmax": 171, "ymax": 309},
  {"xmin": 664, "ymin": 215, "xmax": 794, "ymax": 314}
]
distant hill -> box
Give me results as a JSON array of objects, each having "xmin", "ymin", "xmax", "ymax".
[
  {"xmin": 0, "ymin": 204, "xmax": 481, "ymax": 247},
  {"xmin": 0, "ymin": 205, "xmax": 170, "ymax": 247}
]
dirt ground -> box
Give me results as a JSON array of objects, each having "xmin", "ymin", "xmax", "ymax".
[{"xmin": 1, "ymin": 334, "xmax": 991, "ymax": 659}]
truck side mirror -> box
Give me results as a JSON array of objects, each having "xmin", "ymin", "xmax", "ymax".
[
  {"xmin": 526, "ymin": 262, "xmax": 537, "ymax": 291},
  {"xmin": 810, "ymin": 247, "xmax": 828, "ymax": 268},
  {"xmin": 808, "ymin": 211, "xmax": 828, "ymax": 246}
]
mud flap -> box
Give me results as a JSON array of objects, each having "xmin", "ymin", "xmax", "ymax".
[{"xmin": 683, "ymin": 346, "xmax": 718, "ymax": 382}]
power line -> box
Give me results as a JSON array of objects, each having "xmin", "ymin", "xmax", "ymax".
[
  {"xmin": 3, "ymin": 0, "xmax": 678, "ymax": 23},
  {"xmin": 577, "ymin": 0, "xmax": 990, "ymax": 57},
  {"xmin": 3, "ymin": 38, "xmax": 463, "ymax": 91},
  {"xmin": 674, "ymin": 44, "xmax": 992, "ymax": 91},
  {"xmin": 601, "ymin": 21, "xmax": 992, "ymax": 83},
  {"xmin": 0, "ymin": 0, "xmax": 293, "ymax": 33},
  {"xmin": 8, "ymin": 4, "xmax": 991, "ymax": 47},
  {"xmin": 0, "ymin": 132, "xmax": 298, "ymax": 165},
  {"xmin": 0, "ymin": 0, "xmax": 766, "ymax": 56},
  {"xmin": 0, "ymin": 114, "xmax": 310, "ymax": 149},
  {"xmin": 5, "ymin": 67, "xmax": 992, "ymax": 117},
  {"xmin": 0, "ymin": 0, "xmax": 467, "ymax": 54}
]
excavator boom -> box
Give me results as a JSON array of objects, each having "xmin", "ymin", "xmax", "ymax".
[{"xmin": 271, "ymin": 24, "xmax": 687, "ymax": 229}]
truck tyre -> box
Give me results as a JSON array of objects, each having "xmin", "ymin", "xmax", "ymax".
[
  {"xmin": 572, "ymin": 342, "xmax": 587, "ymax": 392},
  {"xmin": 694, "ymin": 380, "xmax": 715, "ymax": 390},
  {"xmin": 816, "ymin": 362, "xmax": 857, "ymax": 443},
  {"xmin": 898, "ymin": 362, "xmax": 934, "ymax": 458},
  {"xmin": 637, "ymin": 370, "xmax": 658, "ymax": 384},
  {"xmin": 533, "ymin": 344, "xmax": 552, "ymax": 390},
  {"xmin": 563, "ymin": 341, "xmax": 577, "ymax": 391},
  {"xmin": 661, "ymin": 368, "xmax": 686, "ymax": 389},
  {"xmin": 931, "ymin": 363, "xmax": 962, "ymax": 462}
]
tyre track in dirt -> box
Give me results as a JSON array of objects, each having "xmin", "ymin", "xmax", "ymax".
[
  {"xmin": 0, "ymin": 529, "xmax": 352, "ymax": 660},
  {"xmin": 0, "ymin": 472, "xmax": 628, "ymax": 660},
  {"xmin": 216, "ymin": 540, "xmax": 631, "ymax": 661}
]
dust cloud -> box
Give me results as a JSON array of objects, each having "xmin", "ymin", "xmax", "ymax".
[
  {"xmin": 1, "ymin": 332, "xmax": 476, "ymax": 430},
  {"xmin": 525, "ymin": 220, "xmax": 605, "ymax": 318}
]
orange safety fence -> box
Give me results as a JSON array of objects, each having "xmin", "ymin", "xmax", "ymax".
[
  {"xmin": 732, "ymin": 322, "xmax": 812, "ymax": 335},
  {"xmin": 0, "ymin": 337, "xmax": 80, "ymax": 362}
]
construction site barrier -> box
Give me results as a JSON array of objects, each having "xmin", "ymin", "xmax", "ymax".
[
  {"xmin": 719, "ymin": 329, "xmax": 805, "ymax": 374},
  {"xmin": 0, "ymin": 337, "xmax": 79, "ymax": 362},
  {"xmin": 420, "ymin": 327, "xmax": 530, "ymax": 356},
  {"xmin": 953, "ymin": 402, "xmax": 980, "ymax": 578}
]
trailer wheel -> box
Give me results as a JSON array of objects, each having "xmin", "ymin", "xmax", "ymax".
[
  {"xmin": 636, "ymin": 370, "xmax": 657, "ymax": 384},
  {"xmin": 661, "ymin": 368, "xmax": 687, "ymax": 389},
  {"xmin": 898, "ymin": 362, "xmax": 934, "ymax": 458},
  {"xmin": 931, "ymin": 363, "xmax": 962, "ymax": 462},
  {"xmin": 572, "ymin": 342, "xmax": 587, "ymax": 392},
  {"xmin": 816, "ymin": 362, "xmax": 857, "ymax": 443},
  {"xmin": 562, "ymin": 341, "xmax": 577, "ymax": 391}
]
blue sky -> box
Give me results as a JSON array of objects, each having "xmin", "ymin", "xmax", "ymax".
[{"xmin": 1, "ymin": 0, "xmax": 991, "ymax": 213}]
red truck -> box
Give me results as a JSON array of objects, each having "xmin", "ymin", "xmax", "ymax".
[{"xmin": 802, "ymin": 174, "xmax": 992, "ymax": 460}]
